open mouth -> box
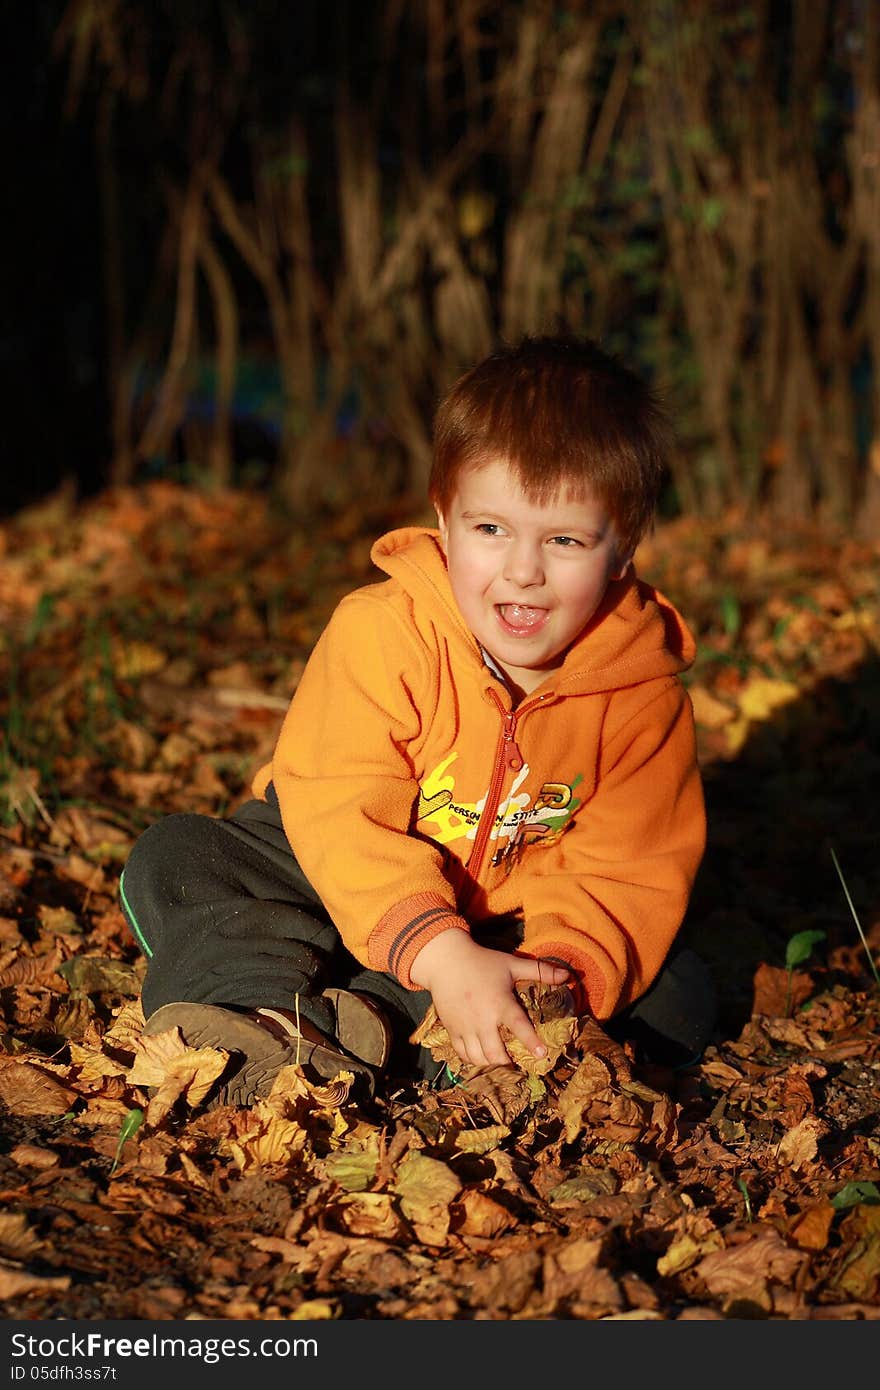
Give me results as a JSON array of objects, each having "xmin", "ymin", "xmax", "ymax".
[{"xmin": 496, "ymin": 603, "xmax": 548, "ymax": 635}]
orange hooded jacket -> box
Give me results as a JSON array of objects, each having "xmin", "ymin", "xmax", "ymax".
[{"xmin": 252, "ymin": 527, "xmax": 706, "ymax": 1020}]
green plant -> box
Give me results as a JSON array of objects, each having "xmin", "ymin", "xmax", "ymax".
[
  {"xmin": 109, "ymin": 1107, "xmax": 144, "ymax": 1177},
  {"xmin": 737, "ymin": 1175, "xmax": 754, "ymax": 1222},
  {"xmin": 784, "ymin": 929, "xmax": 827, "ymax": 1017},
  {"xmin": 830, "ymin": 1181, "xmax": 880, "ymax": 1211}
]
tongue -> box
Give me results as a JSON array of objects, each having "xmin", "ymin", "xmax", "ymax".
[{"xmin": 502, "ymin": 604, "xmax": 544, "ymax": 631}]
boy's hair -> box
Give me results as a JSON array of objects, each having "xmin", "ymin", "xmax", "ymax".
[{"xmin": 429, "ymin": 334, "xmax": 672, "ymax": 557}]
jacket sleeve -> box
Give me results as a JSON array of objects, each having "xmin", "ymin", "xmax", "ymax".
[
  {"xmin": 268, "ymin": 590, "xmax": 469, "ymax": 983},
  {"xmin": 518, "ymin": 681, "xmax": 706, "ymax": 1020}
]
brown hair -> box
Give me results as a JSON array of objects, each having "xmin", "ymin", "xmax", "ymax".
[{"xmin": 429, "ymin": 334, "xmax": 672, "ymax": 557}]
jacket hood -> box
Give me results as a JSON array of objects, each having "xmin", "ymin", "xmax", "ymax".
[{"xmin": 370, "ymin": 525, "xmax": 696, "ymax": 696}]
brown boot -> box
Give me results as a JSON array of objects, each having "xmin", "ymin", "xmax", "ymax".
[
  {"xmin": 141, "ymin": 991, "xmax": 389, "ymax": 1109},
  {"xmin": 322, "ymin": 987, "xmax": 393, "ymax": 1070}
]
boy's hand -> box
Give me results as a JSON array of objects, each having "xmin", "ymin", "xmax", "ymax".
[{"xmin": 410, "ymin": 929, "xmax": 572, "ymax": 1068}]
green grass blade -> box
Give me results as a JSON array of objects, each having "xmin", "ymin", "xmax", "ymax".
[{"xmin": 830, "ymin": 846, "xmax": 880, "ymax": 987}]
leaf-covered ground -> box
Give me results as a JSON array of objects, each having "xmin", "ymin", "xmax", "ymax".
[{"xmin": 1, "ymin": 483, "xmax": 878, "ymax": 1321}]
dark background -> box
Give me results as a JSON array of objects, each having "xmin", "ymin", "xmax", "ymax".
[
  {"xmin": 3, "ymin": 2, "xmax": 877, "ymax": 531},
  {"xmin": 4, "ymin": 2, "xmax": 109, "ymax": 514}
]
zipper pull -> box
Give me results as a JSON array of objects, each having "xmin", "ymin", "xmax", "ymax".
[{"xmin": 503, "ymin": 711, "xmax": 523, "ymax": 771}]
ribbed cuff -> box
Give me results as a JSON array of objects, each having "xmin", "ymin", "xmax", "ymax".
[{"xmin": 368, "ymin": 893, "xmax": 470, "ymax": 989}]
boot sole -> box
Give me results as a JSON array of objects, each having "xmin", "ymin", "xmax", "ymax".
[
  {"xmin": 323, "ymin": 988, "xmax": 392, "ymax": 1069},
  {"xmin": 142, "ymin": 1001, "xmax": 374, "ymax": 1108}
]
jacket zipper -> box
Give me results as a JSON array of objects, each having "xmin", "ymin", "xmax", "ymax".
[{"xmin": 465, "ymin": 688, "xmax": 525, "ymax": 887}]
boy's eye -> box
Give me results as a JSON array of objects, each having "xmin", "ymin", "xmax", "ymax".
[
  {"xmin": 550, "ymin": 535, "xmax": 583, "ymax": 548},
  {"xmin": 475, "ymin": 523, "xmax": 503, "ymax": 536}
]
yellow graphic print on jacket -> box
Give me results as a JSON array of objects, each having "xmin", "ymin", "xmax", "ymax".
[{"xmin": 417, "ymin": 753, "xmax": 583, "ymax": 869}]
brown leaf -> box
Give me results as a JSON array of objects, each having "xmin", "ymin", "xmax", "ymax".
[
  {"xmin": 541, "ymin": 1237, "xmax": 624, "ymax": 1316},
  {"xmin": 789, "ymin": 1201, "xmax": 836, "ymax": 1251},
  {"xmin": 0, "ymin": 1059, "xmax": 78, "ymax": 1116},
  {"xmin": 409, "ymin": 981, "xmax": 576, "ymax": 1076},
  {"xmin": 0, "ymin": 1262, "xmax": 71, "ymax": 1299},
  {"xmin": 110, "ymin": 770, "xmax": 177, "ymax": 807},
  {"xmin": 575, "ymin": 1015, "xmax": 634, "ymax": 1079},
  {"xmin": 128, "ymin": 1025, "xmax": 229, "ymax": 1123},
  {"xmin": 335, "ymin": 1191, "xmax": 406, "ymax": 1240},
  {"xmin": 557, "ymin": 1053, "xmax": 614, "ymax": 1142},
  {"xmin": 103, "ymin": 999, "xmax": 147, "ymax": 1054},
  {"xmin": 696, "ymin": 1230, "xmax": 805, "ymax": 1312},
  {"xmin": 217, "ymin": 1104, "xmax": 308, "ymax": 1171},
  {"xmin": 0, "ymin": 1212, "xmax": 44, "ymax": 1256},
  {"xmin": 752, "ymin": 961, "xmax": 813, "ymax": 1017},
  {"xmin": 49, "ymin": 808, "xmax": 131, "ymax": 858},
  {"xmin": 776, "ymin": 1115, "xmax": 827, "ymax": 1171},
  {"xmin": 547, "ymin": 1169, "xmax": 619, "ymax": 1208},
  {"xmin": 449, "ymin": 1063, "xmax": 534, "ymax": 1125},
  {"xmin": 9, "ymin": 1144, "xmax": 60, "ymax": 1171},
  {"xmin": 393, "ymin": 1152, "xmax": 462, "ymax": 1245},
  {"xmin": 834, "ymin": 1206, "xmax": 880, "ymax": 1301},
  {"xmin": 452, "ymin": 1189, "xmax": 518, "ymax": 1238},
  {"xmin": 68, "ymin": 1042, "xmax": 128, "ymax": 1085},
  {"xmin": 0, "ymin": 949, "xmax": 65, "ymax": 989}
]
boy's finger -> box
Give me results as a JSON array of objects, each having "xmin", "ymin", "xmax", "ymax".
[
  {"xmin": 513, "ymin": 957, "xmax": 571, "ymax": 984},
  {"xmin": 503, "ymin": 1004, "xmax": 548, "ymax": 1059}
]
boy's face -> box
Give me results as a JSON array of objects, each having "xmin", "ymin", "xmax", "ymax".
[{"xmin": 436, "ymin": 457, "xmax": 629, "ymax": 696}]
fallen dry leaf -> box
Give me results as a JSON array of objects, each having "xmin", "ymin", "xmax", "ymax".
[
  {"xmin": 0, "ymin": 1059, "xmax": 78, "ymax": 1116},
  {"xmin": 557, "ymin": 1052, "xmax": 614, "ymax": 1142},
  {"xmin": 775, "ymin": 1114, "xmax": 827, "ymax": 1171},
  {"xmin": 128, "ymin": 1025, "xmax": 230, "ymax": 1123},
  {"xmin": 0, "ymin": 1263, "xmax": 71, "ymax": 1299},
  {"xmin": 393, "ymin": 1151, "xmax": 462, "ymax": 1246},
  {"xmin": 452, "ymin": 1188, "xmax": 518, "ymax": 1238},
  {"xmin": 696, "ymin": 1229, "xmax": 805, "ymax": 1312},
  {"xmin": 217, "ymin": 1104, "xmax": 308, "ymax": 1171},
  {"xmin": 789, "ymin": 1201, "xmax": 836, "ymax": 1251},
  {"xmin": 334, "ymin": 1191, "xmax": 406, "ymax": 1240},
  {"xmin": 0, "ymin": 1212, "xmax": 45, "ymax": 1257}
]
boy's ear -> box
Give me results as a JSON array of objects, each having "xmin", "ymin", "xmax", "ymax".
[
  {"xmin": 611, "ymin": 551, "xmax": 632, "ymax": 581},
  {"xmin": 434, "ymin": 506, "xmax": 448, "ymax": 551}
]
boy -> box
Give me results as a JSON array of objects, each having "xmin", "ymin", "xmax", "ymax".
[{"xmin": 120, "ymin": 333, "xmax": 715, "ymax": 1108}]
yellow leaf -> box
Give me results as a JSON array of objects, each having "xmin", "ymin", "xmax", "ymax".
[
  {"xmin": 737, "ymin": 676, "xmax": 800, "ymax": 723},
  {"xmin": 323, "ymin": 1149, "xmax": 379, "ymax": 1193},
  {"xmin": 112, "ymin": 640, "xmax": 168, "ymax": 680},
  {"xmin": 291, "ymin": 1300, "xmax": 336, "ymax": 1320},
  {"xmin": 724, "ymin": 715, "xmax": 750, "ymax": 756},
  {"xmin": 393, "ymin": 1152, "xmax": 461, "ymax": 1245},
  {"xmin": 657, "ymin": 1231, "xmax": 723, "ymax": 1277},
  {"xmin": 128, "ymin": 1026, "xmax": 229, "ymax": 1124},
  {"xmin": 454, "ymin": 1123, "xmax": 511, "ymax": 1154}
]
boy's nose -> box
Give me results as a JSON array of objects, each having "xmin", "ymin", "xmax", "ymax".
[{"xmin": 503, "ymin": 542, "xmax": 544, "ymax": 588}]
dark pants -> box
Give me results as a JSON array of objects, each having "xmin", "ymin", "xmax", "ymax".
[{"xmin": 120, "ymin": 790, "xmax": 717, "ymax": 1084}]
